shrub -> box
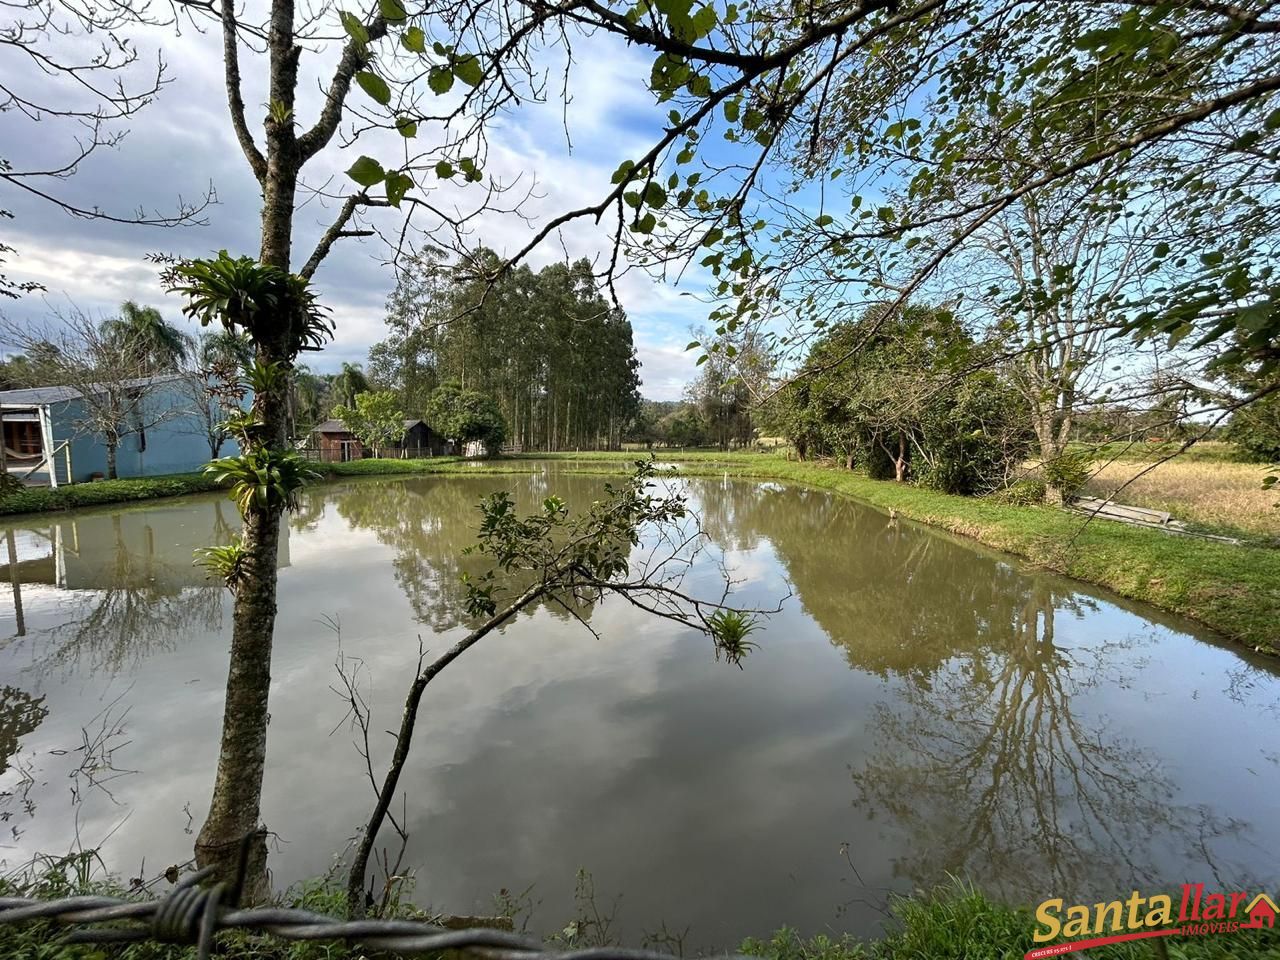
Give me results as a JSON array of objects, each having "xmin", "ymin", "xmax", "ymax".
[
  {"xmin": 991, "ymin": 476, "xmax": 1047, "ymax": 505},
  {"xmin": 1043, "ymin": 449, "xmax": 1093, "ymax": 499}
]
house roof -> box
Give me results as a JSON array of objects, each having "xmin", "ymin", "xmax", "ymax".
[
  {"xmin": 313, "ymin": 418, "xmax": 429, "ymax": 434},
  {"xmin": 0, "ymin": 374, "xmax": 185, "ymax": 407},
  {"xmin": 1248, "ymin": 894, "xmax": 1278, "ymax": 915}
]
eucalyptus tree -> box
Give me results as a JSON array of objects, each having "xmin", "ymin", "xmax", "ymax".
[{"xmin": 374, "ymin": 251, "xmax": 641, "ymax": 449}]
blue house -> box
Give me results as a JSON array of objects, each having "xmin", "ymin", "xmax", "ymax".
[{"xmin": 0, "ymin": 374, "xmax": 240, "ymax": 486}]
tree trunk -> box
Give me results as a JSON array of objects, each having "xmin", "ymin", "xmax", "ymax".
[
  {"xmin": 1035, "ymin": 418, "xmax": 1065, "ymax": 505},
  {"xmin": 195, "ymin": 67, "xmax": 299, "ymax": 891},
  {"xmin": 893, "ymin": 433, "xmax": 907, "ymax": 483},
  {"xmin": 106, "ymin": 435, "xmax": 119, "ymax": 479},
  {"xmin": 194, "ymin": 499, "xmax": 281, "ymax": 899}
]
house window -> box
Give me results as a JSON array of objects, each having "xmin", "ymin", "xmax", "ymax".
[{"xmin": 3, "ymin": 421, "xmax": 42, "ymax": 456}]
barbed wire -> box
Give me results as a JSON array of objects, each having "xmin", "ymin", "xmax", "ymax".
[{"xmin": 0, "ymin": 865, "xmax": 734, "ymax": 960}]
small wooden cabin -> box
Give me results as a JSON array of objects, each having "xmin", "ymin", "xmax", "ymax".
[{"xmin": 312, "ymin": 418, "xmax": 450, "ymax": 461}]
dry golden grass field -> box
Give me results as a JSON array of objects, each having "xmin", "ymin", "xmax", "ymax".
[{"xmin": 1082, "ymin": 456, "xmax": 1280, "ymax": 537}]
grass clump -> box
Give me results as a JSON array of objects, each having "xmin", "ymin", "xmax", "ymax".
[
  {"xmin": 2, "ymin": 867, "xmax": 1278, "ymax": 960},
  {"xmin": 742, "ymin": 882, "xmax": 1280, "ymax": 960},
  {"xmin": 0, "ymin": 473, "xmax": 225, "ymax": 517}
]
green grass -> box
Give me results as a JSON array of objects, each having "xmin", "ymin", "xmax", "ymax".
[
  {"xmin": 743, "ymin": 882, "xmax": 1280, "ymax": 960},
  {"xmin": 0, "ymin": 473, "xmax": 225, "ymax": 517}
]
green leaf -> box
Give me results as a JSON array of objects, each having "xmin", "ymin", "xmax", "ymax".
[
  {"xmin": 611, "ymin": 160, "xmax": 636, "ymax": 185},
  {"xmin": 378, "ymin": 0, "xmax": 407, "ymax": 22},
  {"xmin": 815, "ymin": 214, "xmax": 833, "ymax": 227},
  {"xmin": 723, "ymin": 99, "xmax": 739, "ymax": 123},
  {"xmin": 347, "ymin": 155, "xmax": 386, "ymax": 187},
  {"xmin": 689, "ymin": 3, "xmax": 717, "ymax": 38},
  {"xmin": 687, "ymin": 73, "xmax": 712, "ymax": 98},
  {"xmin": 634, "ymin": 212, "xmax": 657, "ymax": 234},
  {"xmin": 385, "ymin": 171, "xmax": 413, "ymax": 207},
  {"xmin": 401, "ymin": 26, "xmax": 426, "ymax": 52},
  {"xmin": 702, "ymin": 227, "xmax": 722, "ymax": 247},
  {"xmin": 435, "ymin": 160, "xmax": 454, "ymax": 178},
  {"xmin": 428, "ymin": 66, "xmax": 454, "ymax": 95},
  {"xmin": 453, "ymin": 54, "xmax": 483, "ymax": 87},
  {"xmin": 396, "ymin": 116, "xmax": 418, "ymax": 137},
  {"xmin": 356, "ymin": 71, "xmax": 392, "ymax": 105},
  {"xmin": 685, "ymin": 340, "xmax": 700, "ymax": 350},
  {"xmin": 696, "ymin": 354, "xmax": 709, "ymax": 365},
  {"xmin": 643, "ymin": 182, "xmax": 667, "ymax": 208},
  {"xmin": 339, "ymin": 10, "xmax": 369, "ymax": 43}
]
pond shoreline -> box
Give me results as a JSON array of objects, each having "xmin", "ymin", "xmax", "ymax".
[{"xmin": 3, "ymin": 451, "xmax": 1276, "ymax": 653}]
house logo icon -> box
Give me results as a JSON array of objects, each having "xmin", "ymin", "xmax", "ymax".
[
  {"xmin": 1244, "ymin": 894, "xmax": 1278, "ymax": 930},
  {"xmin": 1028, "ymin": 886, "xmax": 1280, "ymax": 959}
]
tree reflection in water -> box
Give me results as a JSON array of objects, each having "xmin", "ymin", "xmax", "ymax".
[
  {"xmin": 686, "ymin": 477, "xmax": 1260, "ymax": 905},
  {"xmin": 0, "ymin": 686, "xmax": 47, "ymax": 778},
  {"xmin": 330, "ymin": 476, "xmax": 609, "ymax": 633},
  {"xmin": 5, "ymin": 503, "xmax": 233, "ymax": 676}
]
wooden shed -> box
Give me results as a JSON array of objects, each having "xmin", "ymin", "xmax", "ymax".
[{"xmin": 311, "ymin": 418, "xmax": 451, "ymax": 461}]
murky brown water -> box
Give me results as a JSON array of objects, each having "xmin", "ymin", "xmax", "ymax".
[{"xmin": 1, "ymin": 468, "xmax": 1277, "ymax": 948}]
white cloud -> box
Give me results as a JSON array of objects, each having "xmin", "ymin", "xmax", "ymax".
[{"xmin": 0, "ymin": 23, "xmax": 708, "ymax": 398}]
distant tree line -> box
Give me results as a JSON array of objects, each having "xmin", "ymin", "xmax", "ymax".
[{"xmin": 369, "ymin": 249, "xmax": 641, "ymax": 451}]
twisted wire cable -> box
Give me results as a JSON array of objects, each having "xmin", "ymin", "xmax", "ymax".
[{"xmin": 0, "ymin": 867, "xmax": 737, "ymax": 960}]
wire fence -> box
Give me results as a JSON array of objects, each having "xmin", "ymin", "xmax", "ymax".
[{"xmin": 0, "ymin": 866, "xmax": 728, "ymax": 960}]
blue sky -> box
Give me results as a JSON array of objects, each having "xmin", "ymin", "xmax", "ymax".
[{"xmin": 0, "ymin": 24, "xmax": 720, "ymax": 400}]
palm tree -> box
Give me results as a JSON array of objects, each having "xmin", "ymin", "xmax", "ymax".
[
  {"xmin": 332, "ymin": 362, "xmax": 370, "ymax": 408},
  {"xmin": 198, "ymin": 330, "xmax": 254, "ymax": 370},
  {"xmin": 100, "ymin": 301, "xmax": 191, "ymax": 373},
  {"xmin": 287, "ymin": 364, "xmax": 330, "ymax": 438}
]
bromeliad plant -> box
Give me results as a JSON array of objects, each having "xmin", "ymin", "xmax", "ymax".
[
  {"xmin": 165, "ymin": 251, "xmax": 332, "ymax": 357},
  {"xmin": 206, "ymin": 447, "xmax": 320, "ymax": 516},
  {"xmin": 170, "ymin": 256, "xmax": 328, "ymax": 591}
]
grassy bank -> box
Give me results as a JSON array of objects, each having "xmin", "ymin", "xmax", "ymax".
[
  {"xmin": 508, "ymin": 451, "xmax": 1280, "ymax": 652},
  {"xmin": 744, "ymin": 883, "xmax": 1280, "ymax": 960},
  {"xmin": 0, "ymin": 472, "xmax": 224, "ymax": 517},
  {"xmin": 2, "ymin": 874, "xmax": 1276, "ymax": 960}
]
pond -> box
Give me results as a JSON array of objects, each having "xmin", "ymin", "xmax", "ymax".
[{"xmin": 1, "ymin": 468, "xmax": 1278, "ymax": 949}]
